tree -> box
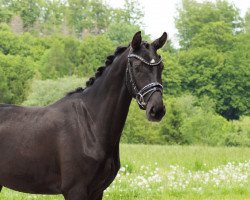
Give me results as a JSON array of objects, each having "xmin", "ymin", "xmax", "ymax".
[
  {"xmin": 175, "ymin": 0, "xmax": 243, "ymax": 49},
  {"xmin": 23, "ymin": 76, "xmax": 85, "ymax": 106},
  {"xmin": 0, "ymin": 53, "xmax": 35, "ymax": 104},
  {"xmin": 86, "ymin": 0, "xmax": 111, "ymax": 34},
  {"xmin": 216, "ymin": 31, "xmax": 250, "ymax": 119},
  {"xmin": 9, "ymin": 15, "xmax": 24, "ymax": 34},
  {"xmin": 161, "ymin": 51, "xmax": 185, "ymax": 96},
  {"xmin": 0, "ymin": 26, "xmax": 24, "ymax": 55},
  {"xmin": 39, "ymin": 0, "xmax": 66, "ymax": 34},
  {"xmin": 245, "ymin": 9, "xmax": 250, "ymax": 32},
  {"xmin": 177, "ymin": 35, "xmax": 249, "ymax": 120},
  {"xmin": 78, "ymin": 34, "xmax": 115, "ymax": 76},
  {"xmin": 0, "ymin": 67, "xmax": 10, "ymax": 102},
  {"xmin": 20, "ymin": 0, "xmax": 41, "ymax": 30},
  {"xmin": 67, "ymin": 0, "xmax": 112, "ymax": 37},
  {"xmin": 173, "ymin": 0, "xmax": 249, "ymax": 119},
  {"xmin": 67, "ymin": 0, "xmax": 90, "ymax": 36},
  {"xmin": 122, "ymin": 101, "xmax": 164, "ymax": 144},
  {"xmin": 39, "ymin": 39, "xmax": 72, "ymax": 79},
  {"xmin": 106, "ymin": 22, "xmax": 148, "ymax": 45},
  {"xmin": 63, "ymin": 37, "xmax": 81, "ymax": 75},
  {"xmin": 0, "ymin": 7, "xmax": 13, "ymax": 23},
  {"xmin": 190, "ymin": 21, "xmax": 235, "ymax": 52},
  {"xmin": 123, "ymin": 0, "xmax": 144, "ymax": 26},
  {"xmin": 5, "ymin": 0, "xmax": 43, "ymax": 30}
]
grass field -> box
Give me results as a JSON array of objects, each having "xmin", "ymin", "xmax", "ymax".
[{"xmin": 0, "ymin": 144, "xmax": 250, "ymax": 200}]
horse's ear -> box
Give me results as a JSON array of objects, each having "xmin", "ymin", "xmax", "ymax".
[
  {"xmin": 151, "ymin": 32, "xmax": 168, "ymax": 50},
  {"xmin": 131, "ymin": 31, "xmax": 142, "ymax": 50}
]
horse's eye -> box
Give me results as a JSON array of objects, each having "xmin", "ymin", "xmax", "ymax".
[
  {"xmin": 133, "ymin": 60, "xmax": 141, "ymax": 72},
  {"xmin": 145, "ymin": 43, "xmax": 149, "ymax": 49}
]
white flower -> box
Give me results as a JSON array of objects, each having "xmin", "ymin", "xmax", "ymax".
[{"xmin": 120, "ymin": 167, "xmax": 126, "ymax": 172}]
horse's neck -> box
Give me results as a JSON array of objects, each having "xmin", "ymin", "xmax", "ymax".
[{"xmin": 84, "ymin": 49, "xmax": 132, "ymax": 145}]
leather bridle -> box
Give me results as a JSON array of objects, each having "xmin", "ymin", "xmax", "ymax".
[{"xmin": 125, "ymin": 50, "xmax": 163, "ymax": 110}]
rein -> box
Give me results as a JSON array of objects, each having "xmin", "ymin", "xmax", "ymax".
[{"xmin": 126, "ymin": 50, "xmax": 163, "ymax": 110}]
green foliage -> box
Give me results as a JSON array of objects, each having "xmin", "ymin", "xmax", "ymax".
[
  {"xmin": 190, "ymin": 21, "xmax": 235, "ymax": 52},
  {"xmin": 78, "ymin": 34, "xmax": 115, "ymax": 76},
  {"xmin": 0, "ymin": 26, "xmax": 117, "ymax": 79},
  {"xmin": 0, "ymin": 53, "xmax": 35, "ymax": 104},
  {"xmin": 0, "ymin": 67, "xmax": 10, "ymax": 102},
  {"xmin": 180, "ymin": 108, "xmax": 230, "ymax": 146},
  {"xmin": 0, "ymin": 23, "xmax": 11, "ymax": 31},
  {"xmin": 160, "ymin": 95, "xmax": 205, "ymax": 145},
  {"xmin": 174, "ymin": 0, "xmax": 249, "ymax": 119},
  {"xmin": 225, "ymin": 117, "xmax": 250, "ymax": 147},
  {"xmin": 122, "ymin": 0, "xmax": 144, "ymax": 26},
  {"xmin": 0, "ymin": 7, "xmax": 13, "ymax": 23},
  {"xmin": 0, "ymin": 0, "xmax": 144, "ymax": 38},
  {"xmin": 23, "ymin": 77, "xmax": 250, "ymax": 147},
  {"xmin": 0, "ymin": 27, "xmax": 49, "ymax": 60},
  {"xmin": 159, "ymin": 95, "xmax": 248, "ymax": 146},
  {"xmin": 1, "ymin": 0, "xmax": 42, "ymax": 30},
  {"xmin": 160, "ymin": 99, "xmax": 184, "ymax": 144},
  {"xmin": 109, "ymin": 0, "xmax": 144, "ymax": 28},
  {"xmin": 39, "ymin": 39, "xmax": 73, "ymax": 79},
  {"xmin": 0, "ymin": 25, "xmax": 22, "ymax": 55},
  {"xmin": 176, "ymin": 0, "xmax": 243, "ymax": 49},
  {"xmin": 67, "ymin": 0, "xmax": 112, "ymax": 36},
  {"xmin": 122, "ymin": 101, "xmax": 164, "ymax": 144},
  {"xmin": 178, "ymin": 39, "xmax": 249, "ymax": 120},
  {"xmin": 245, "ymin": 9, "xmax": 250, "ymax": 32},
  {"xmin": 18, "ymin": 0, "xmax": 42, "ymax": 29},
  {"xmin": 178, "ymin": 48, "xmax": 221, "ymax": 96},
  {"xmin": 105, "ymin": 22, "xmax": 144, "ymax": 45},
  {"xmin": 39, "ymin": 0, "xmax": 66, "ymax": 34},
  {"xmin": 23, "ymin": 76, "xmax": 85, "ymax": 106},
  {"xmin": 161, "ymin": 51, "xmax": 185, "ymax": 96},
  {"xmin": 63, "ymin": 36, "xmax": 82, "ymax": 74}
]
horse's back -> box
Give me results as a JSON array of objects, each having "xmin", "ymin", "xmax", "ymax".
[
  {"xmin": 0, "ymin": 103, "xmax": 15, "ymax": 108},
  {"xmin": 0, "ymin": 104, "xmax": 18, "ymax": 119},
  {"xmin": 0, "ymin": 103, "xmax": 64, "ymax": 151},
  {"xmin": 0, "ymin": 104, "xmax": 63, "ymax": 194},
  {"xmin": 0, "ymin": 99, "xmax": 98, "ymax": 195}
]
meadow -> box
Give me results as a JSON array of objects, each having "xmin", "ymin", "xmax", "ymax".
[{"xmin": 0, "ymin": 144, "xmax": 249, "ymax": 200}]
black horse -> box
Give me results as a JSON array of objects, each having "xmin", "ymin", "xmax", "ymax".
[{"xmin": 0, "ymin": 31, "xmax": 167, "ymax": 200}]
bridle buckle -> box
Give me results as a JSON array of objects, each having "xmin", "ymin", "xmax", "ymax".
[{"xmin": 136, "ymin": 93, "xmax": 146, "ymax": 108}]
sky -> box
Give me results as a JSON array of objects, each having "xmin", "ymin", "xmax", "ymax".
[{"xmin": 107, "ymin": 0, "xmax": 250, "ymax": 43}]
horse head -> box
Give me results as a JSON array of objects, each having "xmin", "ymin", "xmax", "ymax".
[{"xmin": 126, "ymin": 31, "xmax": 167, "ymax": 122}]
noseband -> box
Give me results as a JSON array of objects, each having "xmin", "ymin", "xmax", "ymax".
[{"xmin": 126, "ymin": 51, "xmax": 163, "ymax": 110}]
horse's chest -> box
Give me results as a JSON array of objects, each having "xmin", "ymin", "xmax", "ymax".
[
  {"xmin": 89, "ymin": 156, "xmax": 119, "ymax": 196},
  {"xmin": 98, "ymin": 157, "xmax": 118, "ymax": 185}
]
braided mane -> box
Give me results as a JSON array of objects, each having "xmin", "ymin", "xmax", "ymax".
[{"xmin": 67, "ymin": 46, "xmax": 128, "ymax": 96}]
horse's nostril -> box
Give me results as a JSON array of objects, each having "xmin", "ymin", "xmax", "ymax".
[
  {"xmin": 149, "ymin": 106, "xmax": 156, "ymax": 117},
  {"xmin": 149, "ymin": 105, "xmax": 165, "ymax": 120}
]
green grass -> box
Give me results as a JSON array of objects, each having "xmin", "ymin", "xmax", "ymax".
[
  {"xmin": 0, "ymin": 144, "xmax": 250, "ymax": 200},
  {"xmin": 120, "ymin": 144, "xmax": 250, "ymax": 171}
]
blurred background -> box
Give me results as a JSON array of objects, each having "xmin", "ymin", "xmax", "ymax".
[
  {"xmin": 0, "ymin": 1, "xmax": 250, "ymax": 199},
  {"xmin": 0, "ymin": 0, "xmax": 249, "ymax": 147}
]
